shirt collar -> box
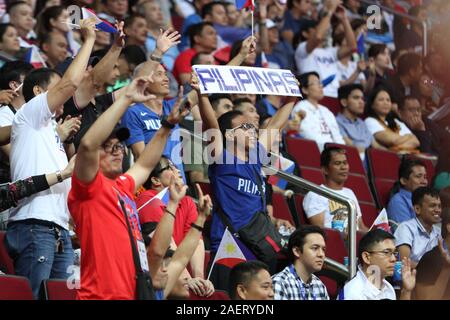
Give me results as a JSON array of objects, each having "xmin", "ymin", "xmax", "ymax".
[
  {"xmin": 414, "ymin": 217, "xmax": 439, "ymax": 236},
  {"xmin": 357, "ymin": 266, "xmax": 392, "ymax": 298}
]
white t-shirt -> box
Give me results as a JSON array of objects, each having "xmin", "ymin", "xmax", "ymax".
[
  {"xmin": 0, "ymin": 105, "xmax": 15, "ymax": 127},
  {"xmin": 337, "ymin": 60, "xmax": 366, "ymax": 85},
  {"xmin": 9, "ymin": 92, "xmax": 70, "ymax": 229},
  {"xmin": 364, "ymin": 117, "xmax": 412, "ymax": 136},
  {"xmin": 302, "ymin": 184, "xmax": 362, "ymax": 228},
  {"xmin": 292, "ymin": 99, "xmax": 345, "ymax": 151},
  {"xmin": 295, "ymin": 42, "xmax": 340, "ymax": 98},
  {"xmin": 340, "ymin": 268, "xmax": 396, "ymax": 300}
]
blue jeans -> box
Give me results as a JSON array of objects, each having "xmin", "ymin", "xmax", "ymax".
[{"xmin": 5, "ymin": 221, "xmax": 74, "ymax": 299}]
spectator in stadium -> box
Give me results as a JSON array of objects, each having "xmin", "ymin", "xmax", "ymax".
[
  {"xmin": 229, "ymin": 261, "xmax": 274, "ymax": 300},
  {"xmin": 136, "ymin": 0, "xmax": 180, "ymax": 72},
  {"xmin": 114, "ymin": 45, "xmax": 147, "ymax": 90},
  {"xmin": 99, "ymin": 0, "xmax": 129, "ymax": 24},
  {"xmin": 7, "ymin": 1, "xmax": 35, "ymax": 47},
  {"xmin": 233, "ymin": 98, "xmax": 260, "ymax": 129},
  {"xmin": 179, "ymin": 0, "xmax": 213, "ymax": 51},
  {"xmin": 336, "ymin": 84, "xmax": 380, "ymax": 159},
  {"xmin": 272, "ymin": 225, "xmax": 329, "ymax": 300},
  {"xmin": 387, "ymin": 158, "xmax": 428, "ymax": 225},
  {"xmin": 35, "ymin": 5, "xmax": 80, "ymax": 56},
  {"xmin": 4, "ymin": 18, "xmax": 96, "ymax": 299},
  {"xmin": 147, "ymin": 183, "xmax": 213, "ymax": 300},
  {"xmin": 173, "ymin": 22, "xmax": 217, "ymax": 85},
  {"xmin": 364, "ymin": 86, "xmax": 420, "ymax": 154},
  {"xmin": 0, "ymin": 24, "xmax": 21, "ymax": 67},
  {"xmin": 395, "ymin": 186, "xmax": 442, "ymax": 268},
  {"xmin": 260, "ymin": 19, "xmax": 286, "ymax": 69},
  {"xmin": 224, "ymin": 2, "xmax": 245, "ymax": 28},
  {"xmin": 136, "ymin": 155, "xmax": 206, "ymax": 280},
  {"xmin": 340, "ymin": 229, "xmax": 416, "ymax": 300},
  {"xmin": 343, "ymin": 0, "xmax": 362, "ymax": 20},
  {"xmin": 292, "ymin": 71, "xmax": 345, "ymax": 151},
  {"xmin": 93, "ymin": 30, "xmax": 112, "ymax": 52},
  {"xmin": 303, "ymin": 146, "xmax": 369, "ymax": 231},
  {"xmin": 395, "ymin": 5, "xmax": 426, "ymax": 52},
  {"xmin": 190, "ymin": 51, "xmax": 215, "ymax": 66},
  {"xmin": 39, "ymin": 31, "xmax": 69, "ymax": 69},
  {"xmin": 386, "ymin": 52, "xmax": 422, "ymax": 107},
  {"xmin": 365, "ymin": 44, "xmax": 392, "ymax": 94},
  {"xmin": 123, "ymin": 14, "xmax": 148, "ymax": 51},
  {"xmin": 414, "ymin": 209, "xmax": 450, "ymax": 300},
  {"xmin": 68, "ymin": 74, "xmax": 189, "ymax": 300},
  {"xmin": 294, "ymin": 0, "xmax": 357, "ymax": 99},
  {"xmin": 281, "ymin": 0, "xmax": 313, "ymax": 46}
]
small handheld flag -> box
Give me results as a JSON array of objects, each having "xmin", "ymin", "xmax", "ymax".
[
  {"xmin": 268, "ymin": 153, "xmax": 295, "ymax": 189},
  {"xmin": 25, "ymin": 46, "xmax": 47, "ymax": 69},
  {"xmin": 137, "ymin": 187, "xmax": 170, "ymax": 212},
  {"xmin": 235, "ymin": 0, "xmax": 254, "ymax": 10},
  {"xmin": 369, "ymin": 208, "xmax": 391, "ymax": 233},
  {"xmin": 357, "ymin": 32, "xmax": 365, "ymax": 57},
  {"xmin": 82, "ymin": 8, "xmax": 117, "ymax": 33}
]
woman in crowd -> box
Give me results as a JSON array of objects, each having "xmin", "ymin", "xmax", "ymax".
[{"xmin": 0, "ymin": 24, "xmax": 21, "ymax": 68}]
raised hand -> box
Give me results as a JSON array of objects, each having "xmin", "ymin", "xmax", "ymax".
[
  {"xmin": 79, "ymin": 18, "xmax": 97, "ymax": 40},
  {"xmin": 190, "ymin": 72, "xmax": 201, "ymax": 93},
  {"xmin": 62, "ymin": 154, "xmax": 77, "ymax": 179},
  {"xmin": 438, "ymin": 238, "xmax": 450, "ymax": 266},
  {"xmin": 167, "ymin": 86, "xmax": 190, "ymax": 125},
  {"xmin": 56, "ymin": 115, "xmax": 82, "ymax": 142},
  {"xmin": 168, "ymin": 176, "xmax": 188, "ymax": 204},
  {"xmin": 113, "ymin": 20, "xmax": 125, "ymax": 48},
  {"xmin": 156, "ymin": 29, "xmax": 181, "ymax": 54},
  {"xmin": 239, "ymin": 36, "xmax": 257, "ymax": 58},
  {"xmin": 195, "ymin": 183, "xmax": 212, "ymax": 218},
  {"xmin": 0, "ymin": 89, "xmax": 18, "ymax": 105},
  {"xmin": 401, "ymin": 257, "xmax": 416, "ymax": 292},
  {"xmin": 125, "ymin": 73, "xmax": 156, "ymax": 103}
]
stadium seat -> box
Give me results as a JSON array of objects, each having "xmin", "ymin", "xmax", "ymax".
[
  {"xmin": 359, "ymin": 202, "xmax": 379, "ymax": 228},
  {"xmin": 285, "ymin": 137, "xmax": 321, "ymax": 168},
  {"xmin": 293, "ymin": 194, "xmax": 308, "ymax": 225},
  {"xmin": 325, "ymin": 143, "xmax": 366, "ymax": 176},
  {"xmin": 344, "ymin": 174, "xmax": 375, "ymax": 204},
  {"xmin": 272, "ymin": 193, "xmax": 295, "ymax": 225},
  {"xmin": 323, "ymin": 228, "xmax": 347, "ymax": 265},
  {"xmin": 0, "ymin": 231, "xmax": 14, "ymax": 275},
  {"xmin": 319, "ymin": 275, "xmax": 338, "ymax": 300},
  {"xmin": 0, "ymin": 275, "xmax": 34, "ymax": 300},
  {"xmin": 189, "ymin": 289, "xmax": 230, "ymax": 300},
  {"xmin": 366, "ymin": 148, "xmax": 400, "ymax": 180},
  {"xmin": 319, "ymin": 97, "xmax": 341, "ymax": 115},
  {"xmin": 41, "ymin": 279, "xmax": 76, "ymax": 300},
  {"xmin": 372, "ymin": 179, "xmax": 395, "ymax": 209},
  {"xmin": 301, "ymin": 167, "xmax": 325, "ymax": 185}
]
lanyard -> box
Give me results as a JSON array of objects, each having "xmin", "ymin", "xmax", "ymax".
[{"xmin": 289, "ymin": 264, "xmax": 317, "ymax": 300}]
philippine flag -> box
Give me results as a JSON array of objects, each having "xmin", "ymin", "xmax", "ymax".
[
  {"xmin": 369, "ymin": 208, "xmax": 392, "ymax": 233},
  {"xmin": 137, "ymin": 187, "xmax": 170, "ymax": 212},
  {"xmin": 268, "ymin": 154, "xmax": 295, "ymax": 189},
  {"xmin": 260, "ymin": 51, "xmax": 269, "ymax": 68},
  {"xmin": 236, "ymin": 0, "xmax": 254, "ymax": 11},
  {"xmin": 357, "ymin": 32, "xmax": 365, "ymax": 56},
  {"xmin": 25, "ymin": 46, "xmax": 46, "ymax": 69},
  {"xmin": 82, "ymin": 8, "xmax": 117, "ymax": 33},
  {"xmin": 208, "ymin": 228, "xmax": 256, "ymax": 279}
]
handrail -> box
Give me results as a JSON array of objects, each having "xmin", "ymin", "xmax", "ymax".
[
  {"xmin": 359, "ymin": 0, "xmax": 428, "ymax": 57},
  {"xmin": 263, "ymin": 166, "xmax": 357, "ymax": 280}
]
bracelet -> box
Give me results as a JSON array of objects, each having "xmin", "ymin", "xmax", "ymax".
[
  {"xmin": 164, "ymin": 208, "xmax": 176, "ymax": 219},
  {"xmin": 191, "ymin": 223, "xmax": 204, "ymax": 232},
  {"xmin": 150, "ymin": 53, "xmax": 162, "ymax": 62},
  {"xmin": 56, "ymin": 170, "xmax": 63, "ymax": 183},
  {"xmin": 161, "ymin": 117, "xmax": 175, "ymax": 129}
]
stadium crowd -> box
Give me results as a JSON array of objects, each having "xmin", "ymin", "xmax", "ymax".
[{"xmin": 0, "ymin": 0, "xmax": 449, "ymax": 301}]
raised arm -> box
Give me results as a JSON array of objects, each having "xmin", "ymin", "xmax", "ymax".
[
  {"xmin": 47, "ymin": 19, "xmax": 96, "ymax": 112},
  {"xmin": 76, "ymin": 75, "xmax": 156, "ymax": 184},
  {"xmin": 336, "ymin": 8, "xmax": 357, "ymax": 59},
  {"xmin": 228, "ymin": 36, "xmax": 256, "ymax": 67},
  {"xmin": 306, "ymin": 0, "xmax": 340, "ymax": 54}
]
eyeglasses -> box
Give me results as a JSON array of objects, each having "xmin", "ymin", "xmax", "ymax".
[
  {"xmin": 102, "ymin": 142, "xmax": 125, "ymax": 154},
  {"xmin": 367, "ymin": 249, "xmax": 399, "ymax": 258},
  {"xmin": 230, "ymin": 122, "xmax": 256, "ymax": 133},
  {"xmin": 308, "ymin": 81, "xmax": 323, "ymax": 87},
  {"xmin": 422, "ymin": 79, "xmax": 435, "ymax": 85},
  {"xmin": 154, "ymin": 161, "xmax": 177, "ymax": 176}
]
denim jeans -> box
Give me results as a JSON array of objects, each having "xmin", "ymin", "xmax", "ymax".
[{"xmin": 5, "ymin": 221, "xmax": 74, "ymax": 299}]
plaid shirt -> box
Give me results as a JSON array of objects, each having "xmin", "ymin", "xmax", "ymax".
[{"xmin": 272, "ymin": 265, "xmax": 329, "ymax": 300}]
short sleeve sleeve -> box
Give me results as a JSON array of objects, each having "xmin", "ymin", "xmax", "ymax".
[
  {"xmin": 397, "ymin": 120, "xmax": 412, "ymax": 136},
  {"xmin": 17, "ymin": 92, "xmax": 52, "ymax": 129},
  {"xmin": 296, "ymin": 42, "xmax": 308, "ymax": 60},
  {"xmin": 365, "ymin": 117, "xmax": 385, "ymax": 135},
  {"xmin": 71, "ymin": 171, "xmax": 103, "ymax": 200},
  {"xmin": 136, "ymin": 195, "xmax": 165, "ymax": 225},
  {"xmin": 303, "ymin": 191, "xmax": 328, "ymax": 218},
  {"xmin": 122, "ymin": 108, "xmax": 145, "ymax": 146},
  {"xmin": 394, "ymin": 222, "xmax": 414, "ymax": 248}
]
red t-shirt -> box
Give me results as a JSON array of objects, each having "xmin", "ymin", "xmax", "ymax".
[
  {"xmin": 68, "ymin": 172, "xmax": 142, "ymax": 300},
  {"xmin": 173, "ymin": 48, "xmax": 197, "ymax": 84},
  {"xmin": 136, "ymin": 189, "xmax": 198, "ymax": 245}
]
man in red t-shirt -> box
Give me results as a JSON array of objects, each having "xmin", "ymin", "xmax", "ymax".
[
  {"xmin": 173, "ymin": 22, "xmax": 218, "ymax": 85},
  {"xmin": 136, "ymin": 155, "xmax": 206, "ymax": 280},
  {"xmin": 68, "ymin": 71, "xmax": 189, "ymax": 300}
]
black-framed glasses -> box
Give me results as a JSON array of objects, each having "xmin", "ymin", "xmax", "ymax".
[
  {"xmin": 155, "ymin": 161, "xmax": 177, "ymax": 175},
  {"xmin": 102, "ymin": 142, "xmax": 125, "ymax": 154},
  {"xmin": 230, "ymin": 122, "xmax": 256, "ymax": 133},
  {"xmin": 367, "ymin": 249, "xmax": 399, "ymax": 258}
]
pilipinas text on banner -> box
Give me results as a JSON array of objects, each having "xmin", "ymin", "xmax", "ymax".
[{"xmin": 192, "ymin": 65, "xmax": 302, "ymax": 97}]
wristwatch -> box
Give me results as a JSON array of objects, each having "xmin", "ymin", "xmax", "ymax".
[
  {"xmin": 191, "ymin": 223, "xmax": 204, "ymax": 232},
  {"xmin": 150, "ymin": 53, "xmax": 162, "ymax": 62},
  {"xmin": 161, "ymin": 116, "xmax": 175, "ymax": 129},
  {"xmin": 56, "ymin": 170, "xmax": 63, "ymax": 183}
]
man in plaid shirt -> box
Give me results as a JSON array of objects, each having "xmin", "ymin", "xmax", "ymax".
[{"xmin": 272, "ymin": 225, "xmax": 329, "ymax": 300}]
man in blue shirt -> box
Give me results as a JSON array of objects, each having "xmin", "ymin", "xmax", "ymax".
[
  {"xmin": 336, "ymin": 84, "xmax": 381, "ymax": 160},
  {"xmin": 387, "ymin": 158, "xmax": 428, "ymax": 226}
]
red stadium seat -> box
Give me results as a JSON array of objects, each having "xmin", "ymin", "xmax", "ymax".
[
  {"xmin": 325, "ymin": 143, "xmax": 366, "ymax": 176},
  {"xmin": 272, "ymin": 193, "xmax": 294, "ymax": 225},
  {"xmin": 301, "ymin": 167, "xmax": 325, "ymax": 185},
  {"xmin": 319, "ymin": 275, "xmax": 338, "ymax": 299},
  {"xmin": 359, "ymin": 202, "xmax": 379, "ymax": 228},
  {"xmin": 189, "ymin": 290, "xmax": 230, "ymax": 300},
  {"xmin": 372, "ymin": 179, "xmax": 395, "ymax": 209},
  {"xmin": 366, "ymin": 148, "xmax": 400, "ymax": 180},
  {"xmin": 0, "ymin": 275, "xmax": 34, "ymax": 300},
  {"xmin": 344, "ymin": 174, "xmax": 375, "ymax": 204},
  {"xmin": 0, "ymin": 231, "xmax": 14, "ymax": 275},
  {"xmin": 324, "ymin": 228, "xmax": 347, "ymax": 265},
  {"xmin": 41, "ymin": 279, "xmax": 76, "ymax": 300},
  {"xmin": 293, "ymin": 194, "xmax": 308, "ymax": 225},
  {"xmin": 285, "ymin": 137, "xmax": 321, "ymax": 168},
  {"xmin": 319, "ymin": 97, "xmax": 341, "ymax": 115}
]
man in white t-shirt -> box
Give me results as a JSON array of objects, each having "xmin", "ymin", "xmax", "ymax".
[
  {"xmin": 292, "ymin": 72, "xmax": 345, "ymax": 151},
  {"xmin": 303, "ymin": 146, "xmax": 368, "ymax": 231},
  {"xmin": 294, "ymin": 0, "xmax": 357, "ymax": 98},
  {"xmin": 4, "ymin": 19, "xmax": 97, "ymax": 299}
]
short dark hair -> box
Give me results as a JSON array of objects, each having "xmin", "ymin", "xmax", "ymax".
[
  {"xmin": 320, "ymin": 146, "xmax": 346, "ymax": 168},
  {"xmin": 0, "ymin": 61, "xmax": 33, "ymax": 90},
  {"xmin": 229, "ymin": 261, "xmax": 270, "ymax": 300},
  {"xmin": 358, "ymin": 229, "xmax": 395, "ymax": 264},
  {"xmin": 201, "ymin": 1, "xmax": 226, "ymax": 19},
  {"xmin": 23, "ymin": 68, "xmax": 61, "ymax": 102},
  {"xmin": 288, "ymin": 225, "xmax": 326, "ymax": 261},
  {"xmin": 368, "ymin": 44, "xmax": 387, "ymax": 59},
  {"xmin": 124, "ymin": 13, "xmax": 146, "ymax": 29},
  {"xmin": 121, "ymin": 45, "xmax": 147, "ymax": 67},
  {"xmin": 191, "ymin": 52, "xmax": 210, "ymax": 66},
  {"xmin": 143, "ymin": 155, "xmax": 171, "ymax": 189},
  {"xmin": 397, "ymin": 53, "xmax": 421, "ymax": 76},
  {"xmin": 209, "ymin": 93, "xmax": 232, "ymax": 110},
  {"xmin": 188, "ymin": 22, "xmax": 214, "ymax": 47},
  {"xmin": 0, "ymin": 23, "xmax": 13, "ymax": 43},
  {"xmin": 218, "ymin": 110, "xmax": 243, "ymax": 138},
  {"xmin": 399, "ymin": 95, "xmax": 420, "ymax": 110},
  {"xmin": 293, "ymin": 19, "xmax": 317, "ymax": 48},
  {"xmin": 398, "ymin": 158, "xmax": 426, "ymax": 184},
  {"xmin": 7, "ymin": 1, "xmax": 29, "ymax": 14},
  {"xmin": 297, "ymin": 72, "xmax": 320, "ymax": 97},
  {"xmin": 233, "ymin": 97, "xmax": 253, "ymax": 110},
  {"xmin": 412, "ymin": 186, "xmax": 440, "ymax": 206},
  {"xmin": 338, "ymin": 83, "xmax": 364, "ymax": 102}
]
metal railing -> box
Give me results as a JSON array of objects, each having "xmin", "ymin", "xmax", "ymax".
[
  {"xmin": 263, "ymin": 166, "xmax": 357, "ymax": 280},
  {"xmin": 359, "ymin": 0, "xmax": 428, "ymax": 57}
]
